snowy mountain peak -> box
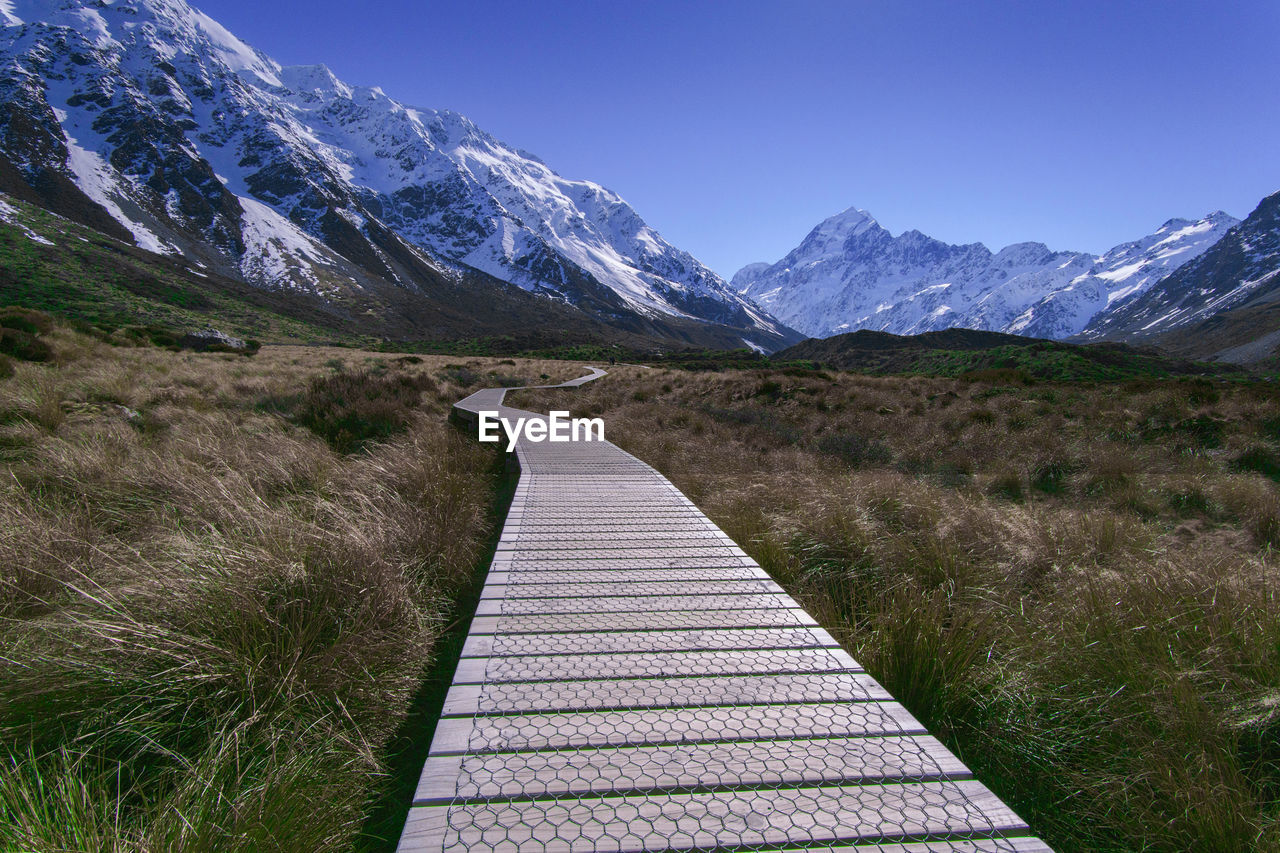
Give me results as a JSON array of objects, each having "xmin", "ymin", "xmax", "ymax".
[
  {"xmin": 992, "ymin": 241, "xmax": 1056, "ymax": 265},
  {"xmin": 802, "ymin": 206, "xmax": 880, "ymax": 251},
  {"xmin": 824, "ymin": 206, "xmax": 878, "ymax": 232},
  {"xmin": 6, "ymin": 0, "xmax": 285, "ymax": 86},
  {"xmin": 1154, "ymin": 217, "xmax": 1195, "ymax": 235},
  {"xmin": 736, "ymin": 204, "xmax": 1237, "ymax": 340},
  {"xmin": 278, "ymin": 63, "xmax": 350, "ymax": 97}
]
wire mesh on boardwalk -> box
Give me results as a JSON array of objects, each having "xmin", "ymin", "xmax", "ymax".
[{"xmin": 399, "ymin": 370, "xmax": 1051, "ymax": 853}]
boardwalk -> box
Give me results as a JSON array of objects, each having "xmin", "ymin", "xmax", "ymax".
[{"xmin": 399, "ymin": 368, "xmax": 1051, "ymax": 853}]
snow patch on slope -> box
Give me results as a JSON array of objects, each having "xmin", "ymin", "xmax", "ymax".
[
  {"xmin": 0, "ymin": 2, "xmax": 22, "ymax": 26},
  {"xmin": 63, "ymin": 139, "xmax": 175, "ymax": 254},
  {"xmin": 236, "ymin": 195, "xmax": 333, "ymax": 290},
  {"xmin": 0, "ymin": 196, "xmax": 54, "ymax": 244}
]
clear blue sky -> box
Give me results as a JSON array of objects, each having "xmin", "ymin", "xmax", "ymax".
[{"xmin": 196, "ymin": 0, "xmax": 1280, "ymax": 278}]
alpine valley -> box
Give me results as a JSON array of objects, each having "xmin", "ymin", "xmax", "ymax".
[{"xmin": 0, "ymin": 0, "xmax": 798, "ymax": 351}]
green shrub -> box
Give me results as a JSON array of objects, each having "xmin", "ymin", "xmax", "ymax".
[
  {"xmin": 987, "ymin": 470, "xmax": 1024, "ymax": 502},
  {"xmin": 1183, "ymin": 377, "xmax": 1220, "ymax": 407},
  {"xmin": 491, "ymin": 373, "xmax": 528, "ymax": 388},
  {"xmin": 1031, "ymin": 459, "xmax": 1072, "ymax": 494},
  {"xmin": 0, "ymin": 354, "xmax": 12, "ymax": 379},
  {"xmin": 958, "ymin": 367, "xmax": 1033, "ymax": 384},
  {"xmin": 754, "ymin": 379, "xmax": 783, "ymax": 398},
  {"xmin": 1141, "ymin": 414, "xmax": 1224, "ymax": 449},
  {"xmin": 0, "ymin": 307, "xmax": 54, "ymax": 336},
  {"xmin": 0, "ymin": 328, "xmax": 53, "ymax": 362},
  {"xmin": 1233, "ymin": 445, "xmax": 1280, "ymax": 483},
  {"xmin": 813, "ymin": 431, "xmax": 893, "ymax": 467},
  {"xmin": 1166, "ymin": 485, "xmax": 1212, "ymax": 516},
  {"xmin": 296, "ymin": 369, "xmax": 438, "ymax": 453},
  {"xmin": 443, "ymin": 367, "xmax": 480, "ymax": 387}
]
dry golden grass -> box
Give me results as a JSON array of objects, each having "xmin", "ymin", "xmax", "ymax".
[
  {"xmin": 510, "ymin": 366, "xmax": 1280, "ymax": 853},
  {"xmin": 0, "ymin": 329, "xmax": 588, "ymax": 851}
]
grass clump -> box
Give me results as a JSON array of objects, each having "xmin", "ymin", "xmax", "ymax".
[
  {"xmin": 812, "ymin": 430, "xmax": 892, "ymax": 468},
  {"xmin": 1030, "ymin": 458, "xmax": 1072, "ymax": 495},
  {"xmin": 1234, "ymin": 445, "xmax": 1280, "ymax": 482},
  {"xmin": 295, "ymin": 368, "xmax": 438, "ymax": 453},
  {"xmin": 0, "ymin": 306, "xmax": 55, "ymax": 336},
  {"xmin": 0, "ymin": 327, "xmax": 53, "ymax": 363},
  {"xmin": 0, "ymin": 306, "xmax": 55, "ymax": 363}
]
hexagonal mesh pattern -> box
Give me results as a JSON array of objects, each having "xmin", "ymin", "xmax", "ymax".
[
  {"xmin": 483, "ymin": 628, "xmax": 828, "ymax": 657},
  {"xmin": 461, "ymin": 701, "xmax": 927, "ymax": 752},
  {"xmin": 441, "ymin": 781, "xmax": 1024, "ymax": 851},
  {"xmin": 400, "ymin": 376, "xmax": 1051, "ymax": 852},
  {"xmin": 495, "ymin": 594, "xmax": 797, "ymax": 615},
  {"xmin": 490, "ymin": 608, "xmax": 816, "ymax": 634}
]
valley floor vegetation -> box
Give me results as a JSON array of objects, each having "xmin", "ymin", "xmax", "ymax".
[
  {"xmin": 0, "ymin": 311, "xmax": 583, "ymax": 851},
  {"xmin": 510, "ymin": 365, "xmax": 1280, "ymax": 853}
]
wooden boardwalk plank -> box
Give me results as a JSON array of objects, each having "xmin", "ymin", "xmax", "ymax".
[
  {"xmin": 400, "ymin": 779, "xmax": 1030, "ymax": 853},
  {"xmin": 473, "ymin": 608, "xmax": 820, "ymax": 634},
  {"xmin": 413, "ymin": 735, "xmax": 969, "ymax": 803},
  {"xmin": 490, "ymin": 556, "xmax": 758, "ymax": 570},
  {"xmin": 497, "ymin": 538, "xmax": 739, "ymax": 551},
  {"xmin": 442, "ymin": 672, "xmax": 892, "ymax": 716},
  {"xmin": 485, "ymin": 567, "xmax": 772, "ymax": 584},
  {"xmin": 452, "ymin": 646, "xmax": 861, "ymax": 684},
  {"xmin": 502, "ymin": 524, "xmax": 719, "ymax": 534},
  {"xmin": 459, "ymin": 627, "xmax": 840, "ymax": 657},
  {"xmin": 426, "ymin": 702, "xmax": 928, "ymax": 754},
  {"xmin": 478, "ymin": 579, "xmax": 784, "ymax": 599},
  {"xmin": 474, "ymin": 593, "xmax": 800, "ymax": 616}
]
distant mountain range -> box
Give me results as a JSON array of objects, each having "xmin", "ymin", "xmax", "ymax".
[
  {"xmin": 733, "ymin": 208, "xmax": 1240, "ymax": 343},
  {"xmin": 0, "ymin": 0, "xmax": 798, "ymax": 351}
]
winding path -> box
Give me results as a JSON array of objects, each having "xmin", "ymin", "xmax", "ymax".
[{"xmin": 398, "ymin": 367, "xmax": 1051, "ymax": 853}]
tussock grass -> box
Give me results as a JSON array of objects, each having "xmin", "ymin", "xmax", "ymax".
[
  {"xmin": 0, "ymin": 327, "xmax": 585, "ymax": 850},
  {"xmin": 292, "ymin": 368, "xmax": 441, "ymax": 453},
  {"xmin": 511, "ymin": 365, "xmax": 1280, "ymax": 852},
  {"xmin": 0, "ymin": 306, "xmax": 55, "ymax": 363}
]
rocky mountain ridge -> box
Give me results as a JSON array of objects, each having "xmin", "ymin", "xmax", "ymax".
[
  {"xmin": 734, "ymin": 206, "xmax": 1239, "ymax": 342},
  {"xmin": 0, "ymin": 0, "xmax": 796, "ymax": 350}
]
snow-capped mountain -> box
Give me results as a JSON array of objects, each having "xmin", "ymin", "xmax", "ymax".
[
  {"xmin": 1011, "ymin": 212, "xmax": 1241, "ymax": 338},
  {"xmin": 1080, "ymin": 190, "xmax": 1280, "ymax": 362},
  {"xmin": 733, "ymin": 207, "xmax": 1237, "ymax": 340},
  {"xmin": 0, "ymin": 0, "xmax": 793, "ymax": 349}
]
